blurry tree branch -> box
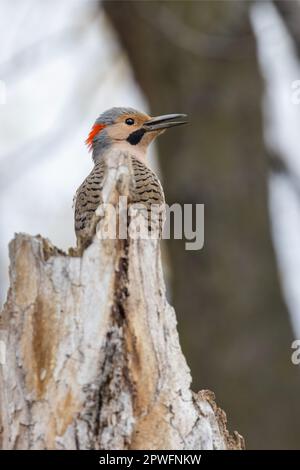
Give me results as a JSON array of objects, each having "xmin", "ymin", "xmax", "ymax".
[
  {"xmin": 0, "ymin": 155, "xmax": 243, "ymax": 450},
  {"xmin": 271, "ymin": 0, "xmax": 300, "ymax": 200},
  {"xmin": 273, "ymin": 0, "xmax": 300, "ymax": 57},
  {"xmin": 132, "ymin": 1, "xmax": 253, "ymax": 60},
  {"xmin": 269, "ymin": 152, "xmax": 300, "ymax": 201}
]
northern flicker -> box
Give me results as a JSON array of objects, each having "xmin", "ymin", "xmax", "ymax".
[{"xmin": 74, "ymin": 107, "xmax": 187, "ymax": 251}]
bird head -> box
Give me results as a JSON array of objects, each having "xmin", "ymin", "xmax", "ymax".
[{"xmin": 86, "ymin": 107, "xmax": 187, "ymax": 162}]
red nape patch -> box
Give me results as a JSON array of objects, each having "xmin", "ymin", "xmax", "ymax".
[{"xmin": 85, "ymin": 123, "xmax": 106, "ymax": 151}]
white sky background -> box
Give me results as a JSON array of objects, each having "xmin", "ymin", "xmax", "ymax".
[
  {"xmin": 0, "ymin": 0, "xmax": 157, "ymax": 306},
  {"xmin": 251, "ymin": 1, "xmax": 300, "ymax": 338}
]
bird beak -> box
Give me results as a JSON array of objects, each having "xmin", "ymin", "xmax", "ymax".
[{"xmin": 143, "ymin": 113, "xmax": 188, "ymax": 132}]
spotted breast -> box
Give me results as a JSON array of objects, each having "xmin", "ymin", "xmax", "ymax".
[{"xmin": 74, "ymin": 156, "xmax": 165, "ymax": 246}]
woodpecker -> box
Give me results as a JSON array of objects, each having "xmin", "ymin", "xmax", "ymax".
[{"xmin": 74, "ymin": 107, "xmax": 187, "ymax": 250}]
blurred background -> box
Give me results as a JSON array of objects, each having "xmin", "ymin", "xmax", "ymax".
[{"xmin": 1, "ymin": 0, "xmax": 300, "ymax": 449}]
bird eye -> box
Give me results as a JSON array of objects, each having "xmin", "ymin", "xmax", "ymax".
[{"xmin": 125, "ymin": 118, "xmax": 134, "ymax": 125}]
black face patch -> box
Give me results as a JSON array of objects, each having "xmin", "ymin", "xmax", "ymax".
[{"xmin": 127, "ymin": 128, "xmax": 146, "ymax": 145}]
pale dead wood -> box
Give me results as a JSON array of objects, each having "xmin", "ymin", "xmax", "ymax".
[{"xmin": 0, "ymin": 152, "xmax": 244, "ymax": 450}]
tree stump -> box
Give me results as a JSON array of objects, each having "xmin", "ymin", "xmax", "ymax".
[{"xmin": 0, "ymin": 153, "xmax": 244, "ymax": 450}]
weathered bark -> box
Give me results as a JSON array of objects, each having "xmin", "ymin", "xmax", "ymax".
[{"xmin": 0, "ymin": 153, "xmax": 243, "ymax": 450}]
